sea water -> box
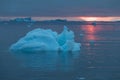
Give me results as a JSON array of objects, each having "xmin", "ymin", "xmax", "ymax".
[{"xmin": 0, "ymin": 22, "xmax": 120, "ymax": 80}]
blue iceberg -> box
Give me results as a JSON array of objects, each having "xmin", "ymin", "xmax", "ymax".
[{"xmin": 10, "ymin": 26, "xmax": 81, "ymax": 52}]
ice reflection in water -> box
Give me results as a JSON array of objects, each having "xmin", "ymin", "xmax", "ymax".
[{"xmin": 11, "ymin": 51, "xmax": 80, "ymax": 71}]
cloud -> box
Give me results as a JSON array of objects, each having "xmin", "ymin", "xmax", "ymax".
[{"xmin": 0, "ymin": 0, "xmax": 120, "ymax": 17}]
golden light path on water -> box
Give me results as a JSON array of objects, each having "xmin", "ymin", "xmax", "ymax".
[
  {"xmin": 81, "ymin": 25, "xmax": 102, "ymax": 41},
  {"xmin": 80, "ymin": 25, "xmax": 102, "ymax": 47}
]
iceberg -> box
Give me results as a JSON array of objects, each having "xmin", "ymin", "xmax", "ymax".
[
  {"xmin": 10, "ymin": 26, "xmax": 81, "ymax": 52},
  {"xmin": 58, "ymin": 26, "xmax": 80, "ymax": 51},
  {"xmin": 11, "ymin": 17, "xmax": 36, "ymax": 23}
]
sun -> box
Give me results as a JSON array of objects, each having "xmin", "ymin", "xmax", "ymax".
[
  {"xmin": 80, "ymin": 17, "xmax": 98, "ymax": 21},
  {"xmin": 86, "ymin": 17, "xmax": 97, "ymax": 21}
]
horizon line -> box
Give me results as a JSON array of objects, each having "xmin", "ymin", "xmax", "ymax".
[{"xmin": 0, "ymin": 16, "xmax": 120, "ymax": 21}]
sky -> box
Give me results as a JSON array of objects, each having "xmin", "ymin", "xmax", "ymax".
[{"xmin": 0, "ymin": 0, "xmax": 120, "ymax": 21}]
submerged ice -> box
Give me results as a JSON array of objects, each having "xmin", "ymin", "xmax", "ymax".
[{"xmin": 10, "ymin": 26, "xmax": 81, "ymax": 52}]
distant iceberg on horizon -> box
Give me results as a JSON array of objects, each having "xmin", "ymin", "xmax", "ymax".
[
  {"xmin": 10, "ymin": 26, "xmax": 81, "ymax": 52},
  {"xmin": 10, "ymin": 17, "xmax": 36, "ymax": 23}
]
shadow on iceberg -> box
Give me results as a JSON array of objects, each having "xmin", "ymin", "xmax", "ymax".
[
  {"xmin": 10, "ymin": 26, "xmax": 81, "ymax": 52},
  {"xmin": 11, "ymin": 51, "xmax": 80, "ymax": 71}
]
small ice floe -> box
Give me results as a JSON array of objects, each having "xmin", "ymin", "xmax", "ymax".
[
  {"xmin": 4, "ymin": 22, "xmax": 8, "ymax": 25},
  {"xmin": 80, "ymin": 33, "xmax": 84, "ymax": 37},
  {"xmin": 88, "ymin": 66, "xmax": 96, "ymax": 69},
  {"xmin": 77, "ymin": 77, "xmax": 86, "ymax": 80},
  {"xmin": 89, "ymin": 40, "xmax": 95, "ymax": 45},
  {"xmin": 27, "ymin": 23, "xmax": 34, "ymax": 27},
  {"xmin": 92, "ymin": 21, "xmax": 97, "ymax": 26}
]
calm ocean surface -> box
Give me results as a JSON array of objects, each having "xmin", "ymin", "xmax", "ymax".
[{"xmin": 0, "ymin": 22, "xmax": 120, "ymax": 80}]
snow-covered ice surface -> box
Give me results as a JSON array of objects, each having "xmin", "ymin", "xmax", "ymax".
[{"xmin": 10, "ymin": 26, "xmax": 81, "ymax": 52}]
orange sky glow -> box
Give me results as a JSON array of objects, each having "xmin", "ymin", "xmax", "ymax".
[
  {"xmin": 78, "ymin": 17, "xmax": 120, "ymax": 21},
  {"xmin": 1, "ymin": 17, "xmax": 120, "ymax": 21},
  {"xmin": 33, "ymin": 16, "xmax": 120, "ymax": 21}
]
